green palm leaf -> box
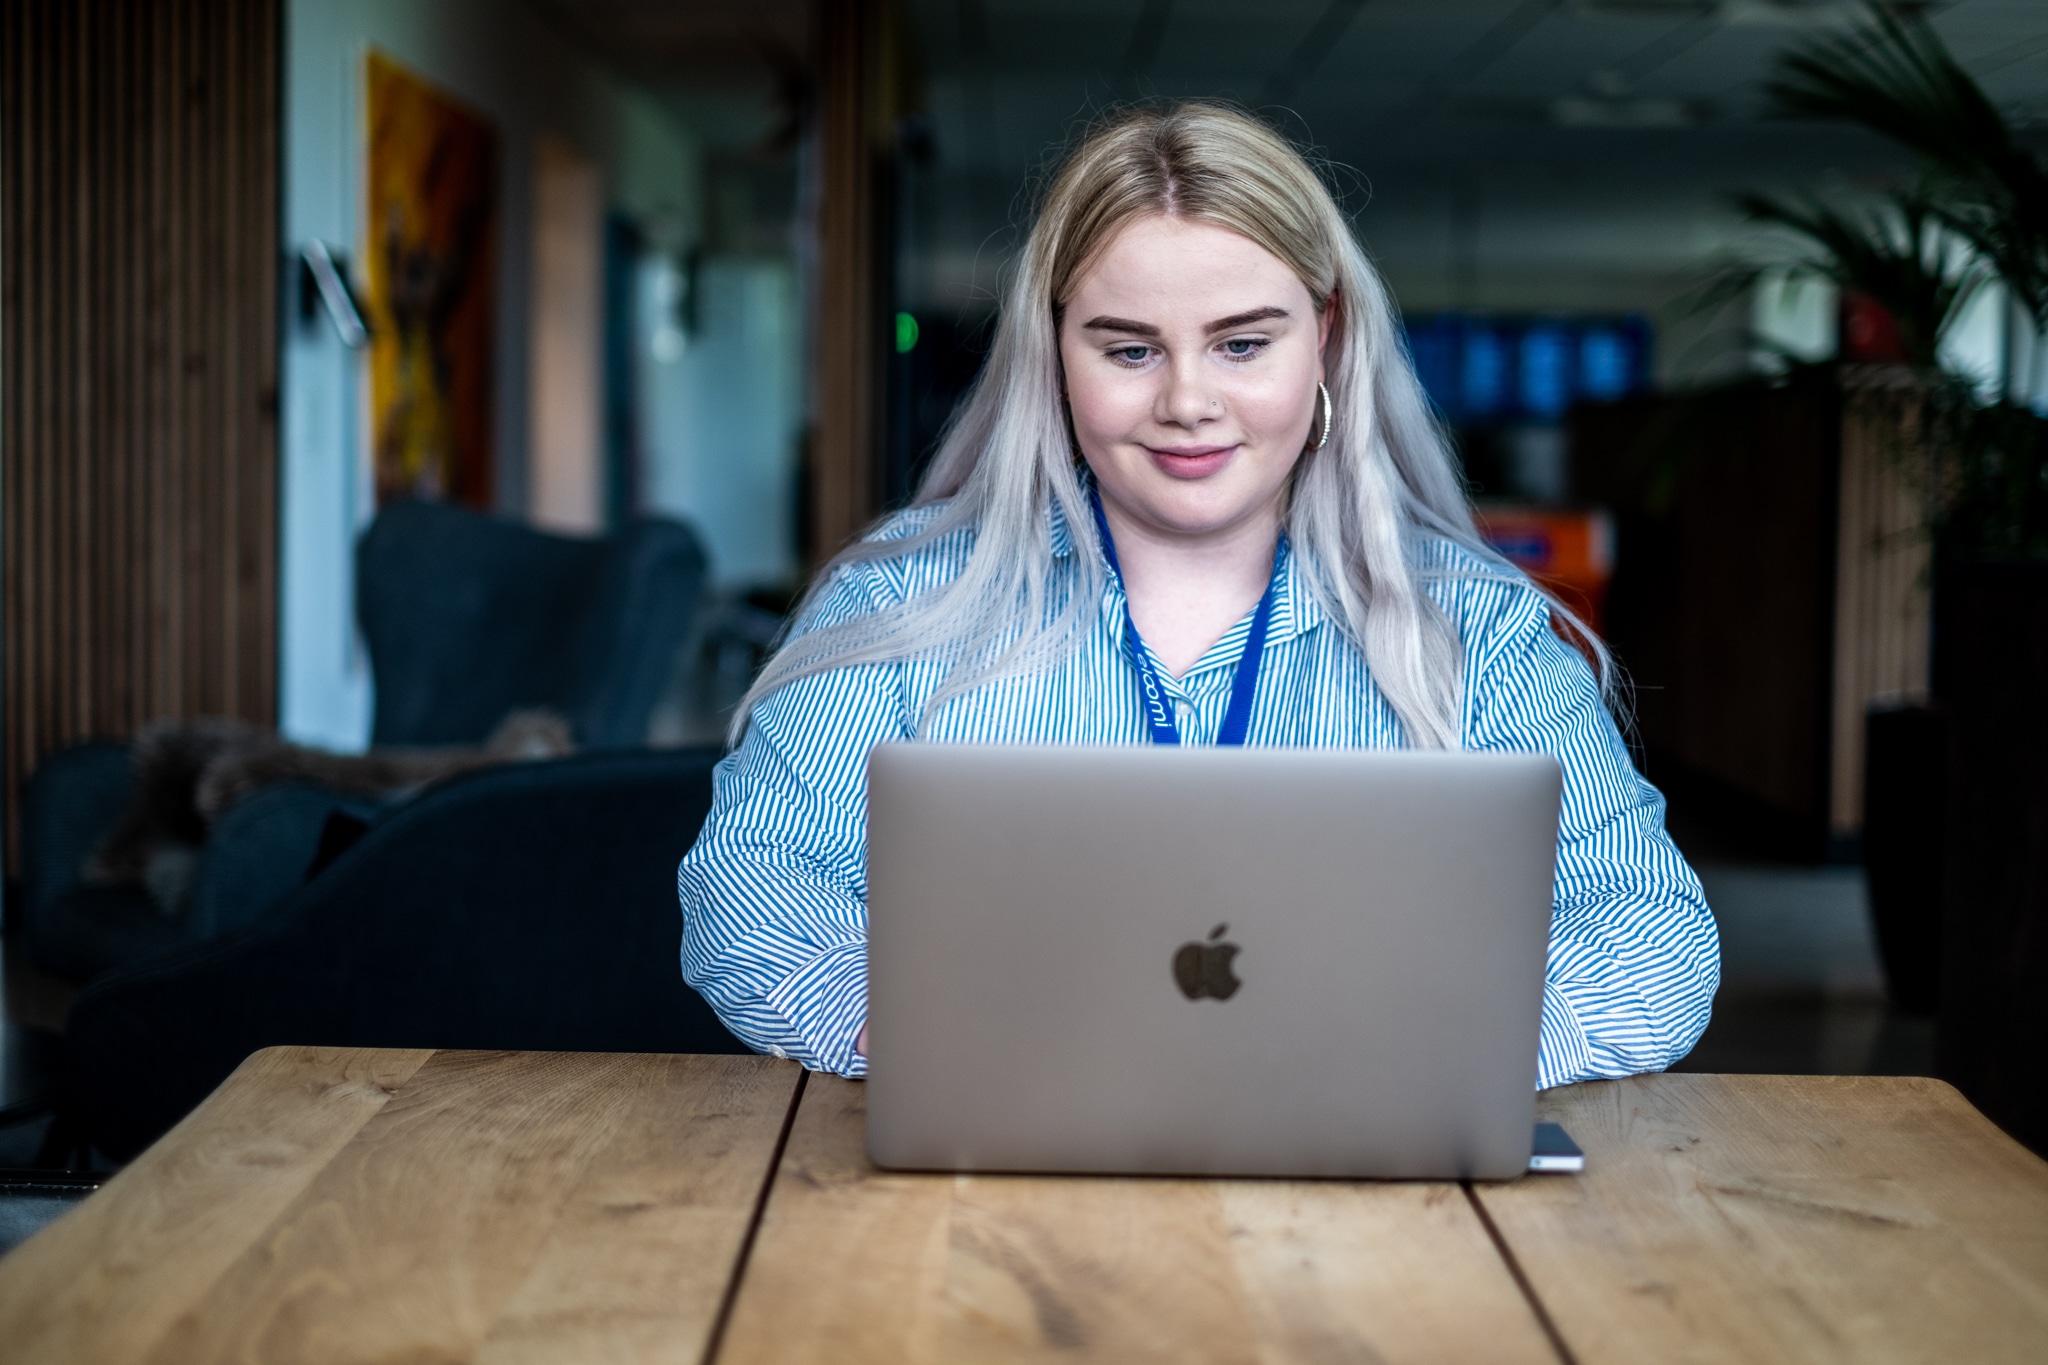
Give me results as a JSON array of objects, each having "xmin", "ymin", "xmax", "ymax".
[
  {"xmin": 1766, "ymin": 3, "xmax": 2048, "ymax": 325},
  {"xmin": 1732, "ymin": 187, "xmax": 1988, "ymax": 369}
]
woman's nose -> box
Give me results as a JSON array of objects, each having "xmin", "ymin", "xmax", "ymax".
[{"xmin": 1157, "ymin": 351, "xmax": 1220, "ymax": 428}]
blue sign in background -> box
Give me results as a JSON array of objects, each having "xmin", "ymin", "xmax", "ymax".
[{"xmin": 1405, "ymin": 314, "xmax": 1653, "ymax": 425}]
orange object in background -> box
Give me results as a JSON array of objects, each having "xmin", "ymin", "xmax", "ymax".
[{"xmin": 1472, "ymin": 504, "xmax": 1615, "ymax": 638}]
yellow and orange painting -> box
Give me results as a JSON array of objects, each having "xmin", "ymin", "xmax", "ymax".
[{"xmin": 364, "ymin": 50, "xmax": 498, "ymax": 507}]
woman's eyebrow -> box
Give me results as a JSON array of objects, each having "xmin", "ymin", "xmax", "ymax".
[
  {"xmin": 1081, "ymin": 315, "xmax": 1161, "ymax": 337},
  {"xmin": 1207, "ymin": 306, "xmax": 1289, "ymax": 331},
  {"xmin": 1080, "ymin": 305, "xmax": 1290, "ymax": 338}
]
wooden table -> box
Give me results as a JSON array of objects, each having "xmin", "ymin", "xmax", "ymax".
[{"xmin": 1, "ymin": 1049, "xmax": 2044, "ymax": 1364}]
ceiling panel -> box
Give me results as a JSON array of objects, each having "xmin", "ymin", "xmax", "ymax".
[
  {"xmin": 539, "ymin": 0, "xmax": 2048, "ymax": 317},
  {"xmin": 890, "ymin": 0, "xmax": 2048, "ymax": 317}
]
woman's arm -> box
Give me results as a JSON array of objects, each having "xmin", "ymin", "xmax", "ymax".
[
  {"xmin": 1463, "ymin": 586, "xmax": 1721, "ymax": 1089},
  {"xmin": 676, "ymin": 565, "xmax": 909, "ymax": 1078}
]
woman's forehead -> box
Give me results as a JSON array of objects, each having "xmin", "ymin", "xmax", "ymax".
[{"xmin": 1067, "ymin": 215, "xmax": 1309, "ymax": 320}]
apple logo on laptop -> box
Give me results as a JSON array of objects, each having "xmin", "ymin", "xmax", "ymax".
[{"xmin": 1173, "ymin": 924, "xmax": 1242, "ymax": 1000}]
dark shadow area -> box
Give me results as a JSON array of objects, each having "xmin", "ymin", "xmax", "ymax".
[{"xmin": 1662, "ymin": 786, "xmax": 1936, "ymax": 1082}]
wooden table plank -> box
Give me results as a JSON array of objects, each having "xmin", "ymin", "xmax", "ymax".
[
  {"xmin": 716, "ymin": 1073, "xmax": 1559, "ymax": 1365},
  {"xmin": 0, "ymin": 1045, "xmax": 433, "ymax": 1365},
  {"xmin": 131, "ymin": 1050, "xmax": 801, "ymax": 1365},
  {"xmin": 1474, "ymin": 1074, "xmax": 2048, "ymax": 1365},
  {"xmin": 472, "ymin": 1054, "xmax": 801, "ymax": 1365}
]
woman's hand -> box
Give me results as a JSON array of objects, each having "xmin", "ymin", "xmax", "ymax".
[{"xmin": 856, "ymin": 1023, "xmax": 869, "ymax": 1058}]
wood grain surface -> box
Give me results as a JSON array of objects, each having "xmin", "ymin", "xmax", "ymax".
[
  {"xmin": 716, "ymin": 1073, "xmax": 1558, "ymax": 1365},
  {"xmin": 0, "ymin": 1048, "xmax": 802, "ymax": 1365},
  {"xmin": 10, "ymin": 1053, "xmax": 2047, "ymax": 1365},
  {"xmin": 0, "ymin": 1046, "xmax": 431, "ymax": 1365},
  {"xmin": 1474, "ymin": 1074, "xmax": 2048, "ymax": 1365}
]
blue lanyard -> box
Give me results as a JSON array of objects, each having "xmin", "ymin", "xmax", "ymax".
[{"xmin": 1088, "ymin": 487, "xmax": 1282, "ymax": 747}]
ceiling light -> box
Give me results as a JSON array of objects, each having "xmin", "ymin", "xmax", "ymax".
[
  {"xmin": 1551, "ymin": 95, "xmax": 1708, "ymax": 128},
  {"xmin": 1585, "ymin": 69, "xmax": 1635, "ymax": 99}
]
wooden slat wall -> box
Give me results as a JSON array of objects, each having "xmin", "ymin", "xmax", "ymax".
[
  {"xmin": 811, "ymin": 0, "xmax": 889, "ymax": 563},
  {"xmin": 1829, "ymin": 389, "xmax": 1934, "ymax": 835},
  {"xmin": 1, "ymin": 0, "xmax": 280, "ymax": 860},
  {"xmin": 1572, "ymin": 382, "xmax": 1842, "ymax": 854}
]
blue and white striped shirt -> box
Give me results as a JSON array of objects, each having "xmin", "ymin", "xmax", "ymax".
[{"xmin": 678, "ymin": 500, "xmax": 1719, "ymax": 1088}]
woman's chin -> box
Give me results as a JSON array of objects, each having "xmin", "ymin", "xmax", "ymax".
[{"xmin": 1125, "ymin": 488, "xmax": 1279, "ymax": 542}]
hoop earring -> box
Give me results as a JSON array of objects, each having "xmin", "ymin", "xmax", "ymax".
[{"xmin": 1306, "ymin": 381, "xmax": 1332, "ymax": 452}]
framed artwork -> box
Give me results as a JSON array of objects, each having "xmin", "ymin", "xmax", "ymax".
[{"xmin": 364, "ymin": 49, "xmax": 499, "ymax": 507}]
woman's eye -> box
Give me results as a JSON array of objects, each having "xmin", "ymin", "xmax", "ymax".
[
  {"xmin": 1110, "ymin": 345, "xmax": 1152, "ymax": 365},
  {"xmin": 1221, "ymin": 337, "xmax": 1267, "ymax": 359}
]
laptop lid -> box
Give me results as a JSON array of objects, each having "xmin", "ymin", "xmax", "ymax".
[{"xmin": 864, "ymin": 743, "xmax": 1561, "ymax": 1180}]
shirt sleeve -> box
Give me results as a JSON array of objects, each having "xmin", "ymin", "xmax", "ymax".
[
  {"xmin": 676, "ymin": 563, "xmax": 909, "ymax": 1078},
  {"xmin": 1463, "ymin": 586, "xmax": 1721, "ymax": 1090}
]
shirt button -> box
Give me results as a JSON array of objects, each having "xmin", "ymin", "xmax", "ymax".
[{"xmin": 768, "ymin": 1045, "xmax": 787, "ymax": 1060}]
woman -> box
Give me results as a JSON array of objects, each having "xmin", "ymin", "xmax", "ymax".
[{"xmin": 678, "ymin": 103, "xmax": 1717, "ymax": 1086}]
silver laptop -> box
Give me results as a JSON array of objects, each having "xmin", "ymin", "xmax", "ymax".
[{"xmin": 864, "ymin": 743, "xmax": 1562, "ymax": 1180}]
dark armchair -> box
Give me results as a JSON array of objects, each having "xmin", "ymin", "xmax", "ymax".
[
  {"xmin": 359, "ymin": 498, "xmax": 706, "ymax": 748},
  {"xmin": 63, "ymin": 748, "xmax": 746, "ymax": 1161},
  {"xmin": 14, "ymin": 503, "xmax": 708, "ymax": 984}
]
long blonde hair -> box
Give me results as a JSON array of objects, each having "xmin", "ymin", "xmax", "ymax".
[{"xmin": 735, "ymin": 102, "xmax": 1605, "ymax": 748}]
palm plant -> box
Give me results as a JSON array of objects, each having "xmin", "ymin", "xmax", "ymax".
[
  {"xmin": 1772, "ymin": 9, "xmax": 2048, "ymax": 1146},
  {"xmin": 1755, "ymin": 2, "xmax": 2048, "ymax": 561},
  {"xmin": 1703, "ymin": 186, "xmax": 1987, "ymax": 371},
  {"xmin": 1767, "ymin": 3, "xmax": 2048, "ymax": 330}
]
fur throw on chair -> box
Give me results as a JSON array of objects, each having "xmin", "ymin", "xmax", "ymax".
[{"xmin": 87, "ymin": 710, "xmax": 575, "ymax": 914}]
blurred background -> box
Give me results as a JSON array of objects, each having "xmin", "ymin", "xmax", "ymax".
[{"xmin": 2, "ymin": 0, "xmax": 2045, "ymax": 1213}]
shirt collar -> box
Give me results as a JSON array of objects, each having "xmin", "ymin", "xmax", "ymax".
[
  {"xmin": 1091, "ymin": 522, "xmax": 1325, "ymax": 681},
  {"xmin": 1271, "ymin": 536, "xmax": 1324, "ymax": 642}
]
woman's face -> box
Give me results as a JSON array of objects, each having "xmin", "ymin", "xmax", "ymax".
[{"xmin": 1059, "ymin": 215, "xmax": 1330, "ymax": 544}]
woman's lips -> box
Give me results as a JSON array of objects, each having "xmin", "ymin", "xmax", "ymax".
[{"xmin": 1143, "ymin": 443, "xmax": 1238, "ymax": 479}]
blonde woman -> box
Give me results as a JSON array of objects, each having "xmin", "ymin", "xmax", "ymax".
[{"xmin": 678, "ymin": 103, "xmax": 1718, "ymax": 1085}]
